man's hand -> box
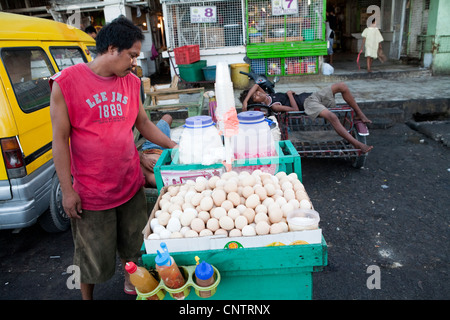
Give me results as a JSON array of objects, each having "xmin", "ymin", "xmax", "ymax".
[
  {"xmin": 140, "ymin": 152, "xmax": 160, "ymax": 173},
  {"xmin": 63, "ymin": 189, "xmax": 82, "ymax": 219}
]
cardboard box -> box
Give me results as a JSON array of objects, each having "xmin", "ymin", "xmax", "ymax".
[{"xmin": 142, "ymin": 185, "xmax": 322, "ymax": 254}]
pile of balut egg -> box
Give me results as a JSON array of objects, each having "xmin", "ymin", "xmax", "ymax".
[{"xmin": 148, "ymin": 170, "xmax": 312, "ymax": 240}]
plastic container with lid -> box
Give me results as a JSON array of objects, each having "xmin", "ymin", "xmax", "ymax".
[
  {"xmin": 232, "ymin": 111, "xmax": 277, "ymax": 174},
  {"xmin": 155, "ymin": 242, "xmax": 188, "ymax": 300},
  {"xmin": 287, "ymin": 208, "xmax": 320, "ymax": 231},
  {"xmin": 178, "ymin": 115, "xmax": 224, "ymax": 165},
  {"xmin": 194, "ymin": 256, "xmax": 215, "ymax": 298}
]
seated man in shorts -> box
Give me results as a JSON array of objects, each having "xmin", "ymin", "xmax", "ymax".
[
  {"xmin": 140, "ymin": 114, "xmax": 176, "ymax": 187},
  {"xmin": 239, "ymin": 82, "xmax": 373, "ymax": 153}
]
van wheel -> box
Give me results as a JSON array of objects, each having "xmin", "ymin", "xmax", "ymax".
[{"xmin": 39, "ymin": 175, "xmax": 71, "ymax": 233}]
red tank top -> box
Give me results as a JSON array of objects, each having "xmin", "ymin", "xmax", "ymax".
[{"xmin": 50, "ymin": 63, "xmax": 144, "ymax": 210}]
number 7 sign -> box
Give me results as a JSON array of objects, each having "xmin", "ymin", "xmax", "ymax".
[{"xmin": 272, "ymin": 0, "xmax": 299, "ymax": 16}]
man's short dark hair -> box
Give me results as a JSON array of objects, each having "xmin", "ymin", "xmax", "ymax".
[
  {"xmin": 95, "ymin": 16, "xmax": 145, "ymax": 54},
  {"xmin": 84, "ymin": 25, "xmax": 97, "ymax": 34}
]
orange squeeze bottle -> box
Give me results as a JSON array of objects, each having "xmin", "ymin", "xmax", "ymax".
[{"xmin": 125, "ymin": 262, "xmax": 160, "ymax": 300}]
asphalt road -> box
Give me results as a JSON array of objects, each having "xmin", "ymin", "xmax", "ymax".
[{"xmin": 0, "ymin": 122, "xmax": 448, "ymax": 301}]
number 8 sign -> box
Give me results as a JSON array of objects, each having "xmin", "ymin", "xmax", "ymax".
[{"xmin": 190, "ymin": 6, "xmax": 217, "ymax": 23}]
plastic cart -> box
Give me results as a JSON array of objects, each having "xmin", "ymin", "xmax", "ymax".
[{"xmin": 140, "ymin": 237, "xmax": 327, "ymax": 300}]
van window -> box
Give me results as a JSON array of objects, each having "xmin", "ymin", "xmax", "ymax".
[
  {"xmin": 1, "ymin": 48, "xmax": 54, "ymax": 113},
  {"xmin": 50, "ymin": 47, "xmax": 87, "ymax": 70}
]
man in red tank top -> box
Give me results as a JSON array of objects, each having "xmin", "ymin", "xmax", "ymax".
[{"xmin": 50, "ymin": 16, "xmax": 177, "ymax": 299}]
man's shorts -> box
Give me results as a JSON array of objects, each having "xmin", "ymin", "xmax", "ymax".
[
  {"xmin": 71, "ymin": 187, "xmax": 148, "ymax": 284},
  {"xmin": 304, "ymin": 86, "xmax": 336, "ymax": 119},
  {"xmin": 141, "ymin": 119, "xmax": 171, "ymax": 151}
]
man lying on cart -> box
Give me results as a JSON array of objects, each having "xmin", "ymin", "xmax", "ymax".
[{"xmin": 239, "ymin": 82, "xmax": 373, "ymax": 154}]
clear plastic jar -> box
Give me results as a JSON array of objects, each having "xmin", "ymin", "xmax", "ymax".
[
  {"xmin": 178, "ymin": 116, "xmax": 224, "ymax": 165},
  {"xmin": 232, "ymin": 111, "xmax": 277, "ymax": 174}
]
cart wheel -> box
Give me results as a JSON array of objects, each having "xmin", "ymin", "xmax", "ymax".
[{"xmin": 352, "ymin": 128, "xmax": 367, "ymax": 169}]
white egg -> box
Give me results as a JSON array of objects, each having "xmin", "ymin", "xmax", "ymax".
[
  {"xmin": 150, "ymin": 218, "xmax": 160, "ymax": 231},
  {"xmin": 288, "ymin": 199, "xmax": 300, "ymax": 209},
  {"xmin": 254, "ymin": 186, "xmax": 267, "ymax": 201},
  {"xmin": 184, "ymin": 230, "xmax": 199, "ymax": 238},
  {"xmin": 212, "ymin": 189, "xmax": 226, "ymax": 206},
  {"xmin": 275, "ymin": 171, "xmax": 287, "ymax": 179},
  {"xmin": 242, "ymin": 225, "xmax": 256, "ymax": 236},
  {"xmin": 147, "ymin": 233, "xmax": 160, "ymax": 240},
  {"xmin": 229, "ymin": 229, "xmax": 242, "ymax": 237},
  {"xmin": 255, "ymin": 204, "xmax": 268, "ymax": 214},
  {"xmin": 170, "ymin": 195, "xmax": 184, "ymax": 206},
  {"xmin": 264, "ymin": 183, "xmax": 276, "ymax": 196},
  {"xmin": 221, "ymin": 200, "xmax": 234, "ymax": 212},
  {"xmin": 169, "ymin": 232, "xmax": 183, "ymax": 239},
  {"xmin": 227, "ymin": 208, "xmax": 240, "ymax": 220},
  {"xmin": 296, "ymin": 190, "xmax": 309, "ymax": 201},
  {"xmin": 191, "ymin": 193, "xmax": 203, "ymax": 206},
  {"xmin": 236, "ymin": 204, "xmax": 247, "ymax": 214},
  {"xmin": 182, "ymin": 202, "xmax": 194, "ymax": 211},
  {"xmin": 171, "ymin": 209, "xmax": 182, "ymax": 220},
  {"xmin": 167, "ymin": 217, "xmax": 181, "ymax": 232},
  {"xmin": 255, "ymin": 221, "xmax": 270, "ymax": 235},
  {"xmin": 269, "ymin": 206, "xmax": 284, "ymax": 223},
  {"xmin": 211, "ymin": 207, "xmax": 227, "ymax": 220},
  {"xmin": 168, "ymin": 185, "xmax": 180, "ymax": 196},
  {"xmin": 245, "ymin": 194, "xmax": 260, "ymax": 209},
  {"xmin": 214, "ymin": 228, "xmax": 228, "ymax": 236},
  {"xmin": 242, "ymin": 208, "xmax": 255, "ymax": 224},
  {"xmin": 269, "ymin": 223, "xmax": 284, "ymax": 234},
  {"xmin": 242, "ymin": 185, "xmax": 254, "ymax": 198},
  {"xmin": 234, "ymin": 215, "xmax": 248, "ymax": 230},
  {"xmin": 206, "ymin": 218, "xmax": 220, "ymax": 232},
  {"xmin": 219, "ymin": 215, "xmax": 234, "ymax": 230},
  {"xmin": 159, "ymin": 229, "xmax": 172, "ymax": 239},
  {"xmin": 288, "ymin": 172, "xmax": 298, "ymax": 181},
  {"xmin": 180, "ymin": 210, "xmax": 196, "ymax": 227},
  {"xmin": 154, "ymin": 209, "xmax": 163, "ymax": 218},
  {"xmin": 197, "ymin": 211, "xmax": 210, "ymax": 223},
  {"xmin": 262, "ymin": 197, "xmax": 275, "ymax": 207},
  {"xmin": 208, "ymin": 176, "xmax": 220, "ymax": 189},
  {"xmin": 184, "ymin": 190, "xmax": 196, "ymax": 203},
  {"xmin": 200, "ymin": 196, "xmax": 214, "ymax": 211},
  {"xmin": 224, "ymin": 180, "xmax": 238, "ymax": 194},
  {"xmin": 157, "ymin": 211, "xmax": 171, "ymax": 226},
  {"xmin": 153, "ymin": 225, "xmax": 165, "ymax": 235},
  {"xmin": 275, "ymin": 196, "xmax": 287, "ymax": 207},
  {"xmin": 215, "ymin": 179, "xmax": 226, "ymax": 189},
  {"xmin": 190, "ymin": 217, "xmax": 205, "ymax": 232},
  {"xmin": 279, "ymin": 221, "xmax": 289, "ymax": 232},
  {"xmin": 284, "ymin": 189, "xmax": 296, "ymax": 202},
  {"xmin": 254, "ymin": 212, "xmax": 269, "ymax": 224},
  {"xmin": 227, "ymin": 192, "xmax": 241, "ymax": 207},
  {"xmin": 199, "ymin": 229, "xmax": 213, "ymax": 237},
  {"xmin": 241, "ymin": 175, "xmax": 256, "ymax": 187},
  {"xmin": 300, "ymin": 199, "xmax": 312, "ymax": 209},
  {"xmin": 281, "ymin": 203, "xmax": 295, "ymax": 217},
  {"xmin": 180, "ymin": 226, "xmax": 191, "ymax": 236}
]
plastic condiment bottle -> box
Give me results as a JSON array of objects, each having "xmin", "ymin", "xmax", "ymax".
[
  {"xmin": 194, "ymin": 256, "xmax": 215, "ymax": 298},
  {"xmin": 124, "ymin": 262, "xmax": 160, "ymax": 300},
  {"xmin": 155, "ymin": 242, "xmax": 186, "ymax": 300}
]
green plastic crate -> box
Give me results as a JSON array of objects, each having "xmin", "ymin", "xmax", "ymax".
[
  {"xmin": 141, "ymin": 236, "xmax": 327, "ymax": 300},
  {"xmin": 178, "ymin": 60, "xmax": 207, "ymax": 82},
  {"xmin": 153, "ymin": 140, "xmax": 302, "ymax": 193}
]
